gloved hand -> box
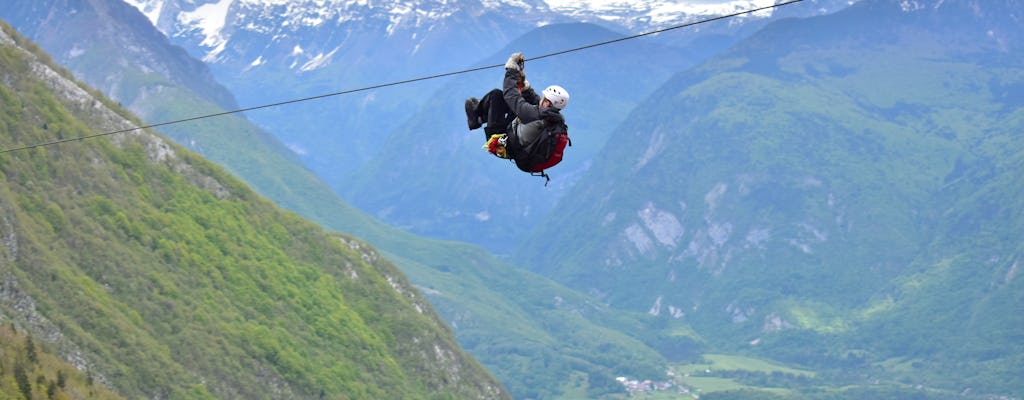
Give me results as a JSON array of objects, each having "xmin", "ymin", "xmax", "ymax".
[
  {"xmin": 505, "ymin": 52, "xmax": 524, "ymax": 70},
  {"xmin": 515, "ymin": 70, "xmax": 530, "ymax": 90}
]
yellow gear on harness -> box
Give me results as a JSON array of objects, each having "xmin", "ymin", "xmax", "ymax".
[{"xmin": 483, "ymin": 134, "xmax": 511, "ymax": 159}]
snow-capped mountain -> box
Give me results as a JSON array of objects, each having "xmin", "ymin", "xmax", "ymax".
[
  {"xmin": 125, "ymin": 0, "xmax": 857, "ymax": 73},
  {"xmin": 547, "ymin": 0, "xmax": 791, "ymax": 30},
  {"xmin": 125, "ymin": 0, "xmax": 558, "ymax": 68}
]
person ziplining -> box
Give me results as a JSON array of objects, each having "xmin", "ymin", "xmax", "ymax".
[
  {"xmin": 464, "ymin": 52, "xmax": 571, "ymax": 185},
  {"xmin": 0, "ymin": 0, "xmax": 804, "ymax": 156}
]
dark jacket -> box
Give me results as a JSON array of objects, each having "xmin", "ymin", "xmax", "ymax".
[
  {"xmin": 501, "ymin": 68, "xmax": 565, "ymax": 148},
  {"xmin": 502, "ymin": 68, "xmax": 544, "ymax": 123}
]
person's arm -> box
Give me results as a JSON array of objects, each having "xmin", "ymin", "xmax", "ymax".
[
  {"xmin": 503, "ymin": 68, "xmax": 541, "ymax": 123},
  {"xmin": 522, "ymin": 85, "xmax": 540, "ymax": 106}
]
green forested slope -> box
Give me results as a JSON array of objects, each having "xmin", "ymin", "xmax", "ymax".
[
  {"xmin": 0, "ymin": 324, "xmax": 124, "ymax": 400},
  {"xmin": 0, "ymin": 21, "xmax": 507, "ymax": 400},
  {"xmin": 0, "ymin": 6, "xmax": 682, "ymax": 398},
  {"xmin": 516, "ymin": 0, "xmax": 1023, "ymax": 397}
]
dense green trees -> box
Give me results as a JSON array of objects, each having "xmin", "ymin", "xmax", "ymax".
[
  {"xmin": 0, "ymin": 325, "xmax": 123, "ymax": 400},
  {"xmin": 0, "ymin": 21, "xmax": 507, "ymax": 400}
]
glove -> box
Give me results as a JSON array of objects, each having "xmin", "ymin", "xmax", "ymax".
[
  {"xmin": 518, "ymin": 71, "xmax": 530, "ymax": 90},
  {"xmin": 505, "ymin": 52, "xmax": 524, "ymax": 70}
]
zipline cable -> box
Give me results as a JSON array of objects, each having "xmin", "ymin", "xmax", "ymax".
[{"xmin": 0, "ymin": 0, "xmax": 804, "ymax": 155}]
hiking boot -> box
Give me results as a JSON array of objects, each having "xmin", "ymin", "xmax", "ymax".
[{"xmin": 465, "ymin": 97, "xmax": 482, "ymax": 130}]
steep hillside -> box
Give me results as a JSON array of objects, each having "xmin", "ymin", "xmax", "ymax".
[
  {"xmin": 0, "ymin": 324, "xmax": 124, "ymax": 399},
  {"xmin": 0, "ymin": 9, "xmax": 674, "ymax": 398},
  {"xmin": 0, "ymin": 21, "xmax": 508, "ymax": 399},
  {"xmin": 0, "ymin": 0, "xmax": 318, "ymax": 214},
  {"xmin": 516, "ymin": 0, "xmax": 1023, "ymax": 397},
  {"xmin": 2, "ymin": 0, "xmax": 237, "ymax": 111}
]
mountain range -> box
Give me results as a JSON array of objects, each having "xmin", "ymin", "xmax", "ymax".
[
  {"xmin": 127, "ymin": 0, "xmax": 849, "ymax": 64},
  {"xmin": 0, "ymin": 2, "xmax": 680, "ymax": 398},
  {"xmin": 1, "ymin": 0, "xmax": 1021, "ymax": 399},
  {"xmin": 124, "ymin": 0, "xmax": 863, "ymax": 252},
  {"xmin": 0, "ymin": 20, "xmax": 507, "ymax": 399},
  {"xmin": 515, "ymin": 0, "xmax": 1023, "ymax": 396}
]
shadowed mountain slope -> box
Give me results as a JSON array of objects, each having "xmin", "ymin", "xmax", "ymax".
[{"xmin": 516, "ymin": 0, "xmax": 1024, "ymax": 396}]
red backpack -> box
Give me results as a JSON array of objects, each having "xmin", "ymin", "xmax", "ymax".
[{"xmin": 510, "ymin": 120, "xmax": 571, "ymax": 185}]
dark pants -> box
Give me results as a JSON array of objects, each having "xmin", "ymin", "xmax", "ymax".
[{"xmin": 476, "ymin": 89, "xmax": 515, "ymax": 140}]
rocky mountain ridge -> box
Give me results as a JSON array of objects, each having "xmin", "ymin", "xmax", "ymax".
[{"xmin": 130, "ymin": 0, "xmax": 836, "ymax": 65}]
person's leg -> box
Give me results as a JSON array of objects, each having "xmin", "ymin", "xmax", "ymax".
[
  {"xmin": 482, "ymin": 89, "xmax": 514, "ymax": 140},
  {"xmin": 465, "ymin": 97, "xmax": 482, "ymax": 130}
]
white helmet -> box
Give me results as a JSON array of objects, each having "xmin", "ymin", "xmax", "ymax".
[{"xmin": 542, "ymin": 85, "xmax": 570, "ymax": 109}]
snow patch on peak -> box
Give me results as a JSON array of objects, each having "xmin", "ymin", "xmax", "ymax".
[
  {"xmin": 249, "ymin": 55, "xmax": 265, "ymax": 67},
  {"xmin": 298, "ymin": 47, "xmax": 338, "ymax": 71},
  {"xmin": 177, "ymin": 0, "xmax": 234, "ymax": 61},
  {"xmin": 899, "ymin": 0, "xmax": 926, "ymax": 12},
  {"xmin": 650, "ymin": 0, "xmax": 778, "ymax": 23},
  {"xmin": 544, "ymin": 0, "xmax": 781, "ymax": 29},
  {"xmin": 123, "ymin": 0, "xmax": 165, "ymax": 27}
]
